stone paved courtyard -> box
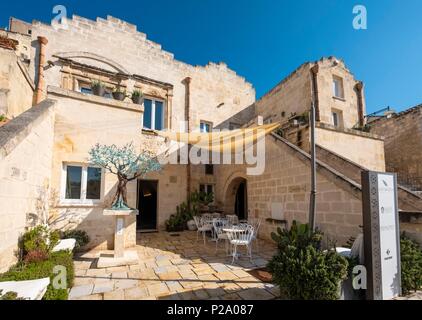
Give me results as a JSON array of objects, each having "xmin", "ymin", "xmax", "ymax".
[{"xmin": 69, "ymin": 231, "xmax": 280, "ymax": 300}]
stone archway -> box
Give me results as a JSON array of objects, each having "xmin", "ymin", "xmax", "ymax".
[{"xmin": 223, "ymin": 176, "xmax": 248, "ymax": 220}]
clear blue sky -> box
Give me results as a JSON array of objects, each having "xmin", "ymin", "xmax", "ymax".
[{"xmin": 2, "ymin": 0, "xmax": 421, "ymax": 113}]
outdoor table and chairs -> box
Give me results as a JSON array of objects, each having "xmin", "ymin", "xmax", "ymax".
[{"xmin": 194, "ymin": 214, "xmax": 262, "ymax": 264}]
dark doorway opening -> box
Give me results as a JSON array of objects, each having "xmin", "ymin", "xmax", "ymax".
[
  {"xmin": 234, "ymin": 180, "xmax": 247, "ymax": 220},
  {"xmin": 137, "ymin": 180, "xmax": 158, "ymax": 231}
]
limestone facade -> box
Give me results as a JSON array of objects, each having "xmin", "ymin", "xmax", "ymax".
[
  {"xmin": 2, "ymin": 14, "xmax": 418, "ymax": 274},
  {"xmin": 369, "ymin": 105, "xmax": 422, "ymax": 191},
  {"xmin": 0, "ymin": 100, "xmax": 55, "ymax": 272},
  {"xmin": 0, "ymin": 47, "xmax": 34, "ymax": 118}
]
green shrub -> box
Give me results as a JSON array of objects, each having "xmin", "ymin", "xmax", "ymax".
[
  {"xmin": 268, "ymin": 221, "xmax": 349, "ymax": 300},
  {"xmin": 400, "ymin": 235, "xmax": 422, "ymax": 294},
  {"xmin": 21, "ymin": 225, "xmax": 59, "ymax": 259},
  {"xmin": 90, "ymin": 79, "xmax": 105, "ymax": 88},
  {"xmin": 131, "ymin": 89, "xmax": 143, "ymax": 98},
  {"xmin": 0, "ymin": 251, "xmax": 74, "ymax": 300},
  {"xmin": 61, "ymin": 229, "xmax": 90, "ymax": 249},
  {"xmin": 0, "ymin": 290, "xmax": 25, "ymax": 300},
  {"xmin": 165, "ymin": 190, "xmax": 214, "ymax": 231}
]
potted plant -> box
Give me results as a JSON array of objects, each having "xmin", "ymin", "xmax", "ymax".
[
  {"xmin": 165, "ymin": 214, "xmax": 185, "ymax": 232},
  {"xmin": 131, "ymin": 89, "xmax": 144, "ymax": 105},
  {"xmin": 112, "ymin": 85, "xmax": 127, "ymax": 101},
  {"xmin": 90, "ymin": 80, "xmax": 106, "ymax": 97}
]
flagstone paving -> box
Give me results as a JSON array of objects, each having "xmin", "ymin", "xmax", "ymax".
[{"xmin": 69, "ymin": 231, "xmax": 280, "ymax": 300}]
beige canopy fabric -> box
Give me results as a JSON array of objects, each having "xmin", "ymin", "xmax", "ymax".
[{"xmin": 155, "ymin": 123, "xmax": 280, "ymax": 153}]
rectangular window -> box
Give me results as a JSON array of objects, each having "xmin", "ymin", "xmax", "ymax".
[
  {"xmin": 331, "ymin": 110, "xmax": 343, "ymax": 128},
  {"xmin": 62, "ymin": 164, "xmax": 103, "ymax": 203},
  {"xmin": 200, "ymin": 121, "xmax": 212, "ymax": 133},
  {"xmin": 143, "ymin": 98, "xmax": 165, "ymax": 130},
  {"xmin": 205, "ymin": 164, "xmax": 214, "ymax": 175},
  {"xmin": 333, "ymin": 76, "xmax": 344, "ymax": 99},
  {"xmin": 80, "ymin": 87, "xmax": 92, "ymax": 95},
  {"xmin": 199, "ymin": 184, "xmax": 214, "ymax": 195},
  {"xmin": 86, "ymin": 167, "xmax": 102, "ymax": 199},
  {"xmin": 65, "ymin": 166, "xmax": 82, "ymax": 199}
]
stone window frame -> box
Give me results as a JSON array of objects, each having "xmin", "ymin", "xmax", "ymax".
[
  {"xmin": 60, "ymin": 64, "xmax": 128, "ymax": 95},
  {"xmin": 60, "ymin": 162, "xmax": 105, "ymax": 206}
]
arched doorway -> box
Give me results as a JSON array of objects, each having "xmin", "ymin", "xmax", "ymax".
[
  {"xmin": 234, "ymin": 180, "xmax": 247, "ymax": 220},
  {"xmin": 224, "ymin": 177, "xmax": 248, "ymax": 220}
]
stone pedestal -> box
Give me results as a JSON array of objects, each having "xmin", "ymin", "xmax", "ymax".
[{"xmin": 97, "ymin": 209, "xmax": 139, "ymax": 268}]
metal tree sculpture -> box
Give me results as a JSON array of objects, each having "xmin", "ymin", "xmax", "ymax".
[{"xmin": 88, "ymin": 142, "xmax": 161, "ymax": 210}]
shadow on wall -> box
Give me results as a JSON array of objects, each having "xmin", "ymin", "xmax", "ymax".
[{"xmin": 46, "ymin": 180, "xmax": 124, "ymax": 251}]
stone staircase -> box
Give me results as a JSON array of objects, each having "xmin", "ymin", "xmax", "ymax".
[{"xmin": 315, "ymin": 144, "xmax": 422, "ymax": 213}]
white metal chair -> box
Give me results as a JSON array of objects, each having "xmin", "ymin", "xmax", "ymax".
[
  {"xmin": 249, "ymin": 218, "xmax": 262, "ymax": 252},
  {"xmin": 226, "ymin": 224, "xmax": 254, "ymax": 264},
  {"xmin": 226, "ymin": 214, "xmax": 239, "ymax": 225},
  {"xmin": 193, "ymin": 215, "xmax": 213, "ymax": 245},
  {"xmin": 212, "ymin": 218, "xmax": 229, "ymax": 253},
  {"xmin": 211, "ymin": 212, "xmax": 221, "ymax": 219}
]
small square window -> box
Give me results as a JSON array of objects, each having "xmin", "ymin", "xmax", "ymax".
[
  {"xmin": 200, "ymin": 121, "xmax": 212, "ymax": 133},
  {"xmin": 205, "ymin": 164, "xmax": 214, "ymax": 175},
  {"xmin": 80, "ymin": 87, "xmax": 92, "ymax": 95}
]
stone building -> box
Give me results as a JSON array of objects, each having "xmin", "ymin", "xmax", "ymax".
[
  {"xmin": 0, "ymin": 14, "xmax": 421, "ymax": 272},
  {"xmin": 369, "ymin": 104, "xmax": 422, "ymax": 192}
]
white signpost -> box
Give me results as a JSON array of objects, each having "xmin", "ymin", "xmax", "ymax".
[{"xmin": 361, "ymin": 171, "xmax": 402, "ymax": 300}]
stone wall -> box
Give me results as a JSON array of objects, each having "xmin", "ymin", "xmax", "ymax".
[
  {"xmin": 315, "ymin": 124, "xmax": 385, "ymax": 172},
  {"xmin": 255, "ymin": 63, "xmax": 312, "ymax": 124},
  {"xmin": 314, "ymin": 58, "xmax": 365, "ymax": 129},
  {"xmin": 255, "ymin": 57, "xmax": 364, "ymax": 130},
  {"xmin": 0, "ymin": 100, "xmax": 55, "ymax": 272},
  {"xmin": 30, "ymin": 15, "xmax": 255, "ymax": 133},
  {"xmin": 369, "ymin": 106, "xmax": 422, "ymax": 190},
  {"xmin": 47, "ymin": 87, "xmax": 188, "ymax": 248},
  {"xmin": 213, "ymin": 133, "xmax": 365, "ymax": 246},
  {"xmin": 48, "ymin": 87, "xmax": 143, "ymax": 249},
  {"xmin": 0, "ymin": 48, "xmax": 34, "ymax": 118},
  {"xmin": 247, "ymin": 135, "xmax": 363, "ymax": 246}
]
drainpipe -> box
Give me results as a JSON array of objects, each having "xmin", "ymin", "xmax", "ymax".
[
  {"xmin": 310, "ymin": 64, "xmax": 320, "ymax": 122},
  {"xmin": 34, "ymin": 36, "xmax": 48, "ymax": 105},
  {"xmin": 309, "ymin": 64, "xmax": 319, "ymax": 231},
  {"xmin": 182, "ymin": 77, "xmax": 192, "ymax": 205},
  {"xmin": 308, "ymin": 101, "xmax": 317, "ymax": 231},
  {"xmin": 355, "ymin": 81, "xmax": 365, "ymax": 127}
]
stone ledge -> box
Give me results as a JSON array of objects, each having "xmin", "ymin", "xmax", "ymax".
[
  {"xmin": 316, "ymin": 122, "xmax": 384, "ymax": 141},
  {"xmin": 0, "ymin": 99, "xmax": 55, "ymax": 160},
  {"xmin": 47, "ymin": 86, "xmax": 144, "ymax": 114},
  {"xmin": 103, "ymin": 209, "xmax": 139, "ymax": 216},
  {"xmin": 265, "ymin": 218, "xmax": 287, "ymax": 225}
]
